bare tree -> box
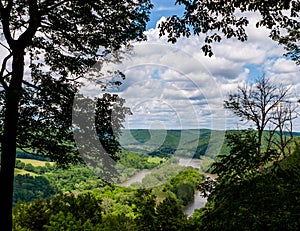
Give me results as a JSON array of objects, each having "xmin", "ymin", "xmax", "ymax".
[
  {"xmin": 267, "ymin": 100, "xmax": 298, "ymax": 159},
  {"xmin": 224, "ymin": 76, "xmax": 296, "ymax": 171}
]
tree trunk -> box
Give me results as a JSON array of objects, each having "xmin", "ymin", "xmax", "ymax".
[
  {"xmin": 257, "ymin": 129, "xmax": 264, "ymax": 174},
  {"xmin": 0, "ymin": 50, "xmax": 24, "ymax": 231}
]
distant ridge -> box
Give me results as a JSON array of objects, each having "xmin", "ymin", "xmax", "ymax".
[
  {"xmin": 119, "ymin": 129, "xmax": 299, "ymax": 159},
  {"xmin": 119, "ymin": 129, "xmax": 227, "ymax": 159}
]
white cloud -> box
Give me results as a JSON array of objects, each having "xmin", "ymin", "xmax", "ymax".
[
  {"xmin": 271, "ymin": 58, "xmax": 299, "ymax": 74},
  {"xmin": 79, "ymin": 14, "xmax": 300, "ymax": 131},
  {"xmin": 154, "ymin": 6, "xmax": 179, "ymax": 12}
]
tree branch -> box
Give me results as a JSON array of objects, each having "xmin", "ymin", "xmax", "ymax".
[
  {"xmin": 18, "ymin": 0, "xmax": 41, "ymax": 48},
  {"xmin": 22, "ymin": 79, "xmax": 39, "ymax": 90},
  {"xmin": 0, "ymin": 78, "xmax": 8, "ymax": 89},
  {"xmin": 0, "ymin": 53, "xmax": 12, "ymax": 78},
  {"xmin": 0, "ymin": 53, "xmax": 12, "ymax": 89},
  {"xmin": 40, "ymin": 0, "xmax": 70, "ymax": 13},
  {"xmin": 0, "ymin": 42, "xmax": 11, "ymax": 52},
  {"xmin": 18, "ymin": 146, "xmax": 39, "ymax": 156},
  {"xmin": 0, "ymin": 0, "xmax": 14, "ymax": 47}
]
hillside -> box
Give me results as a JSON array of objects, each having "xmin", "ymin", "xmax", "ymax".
[
  {"xmin": 119, "ymin": 129, "xmax": 227, "ymax": 159},
  {"xmin": 119, "ymin": 129, "xmax": 299, "ymax": 160}
]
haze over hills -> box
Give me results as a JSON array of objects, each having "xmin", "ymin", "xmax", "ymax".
[
  {"xmin": 119, "ymin": 129, "xmax": 227, "ymax": 160},
  {"xmin": 119, "ymin": 129, "xmax": 300, "ymax": 160}
]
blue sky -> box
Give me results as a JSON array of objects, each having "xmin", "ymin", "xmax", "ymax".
[
  {"xmin": 81, "ymin": 1, "xmax": 300, "ymax": 132},
  {"xmin": 147, "ymin": 0, "xmax": 184, "ymax": 29}
]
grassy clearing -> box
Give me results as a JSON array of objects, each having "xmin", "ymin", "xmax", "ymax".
[
  {"xmin": 147, "ymin": 156, "xmax": 166, "ymax": 164},
  {"xmin": 17, "ymin": 158, "xmax": 54, "ymax": 167},
  {"xmin": 14, "ymin": 168, "xmax": 38, "ymax": 176}
]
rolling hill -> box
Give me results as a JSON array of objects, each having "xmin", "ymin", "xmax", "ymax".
[
  {"xmin": 119, "ymin": 129, "xmax": 227, "ymax": 159},
  {"xmin": 119, "ymin": 129, "xmax": 300, "ymax": 160}
]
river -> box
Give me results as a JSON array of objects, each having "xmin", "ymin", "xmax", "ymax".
[
  {"xmin": 119, "ymin": 169, "xmax": 152, "ymax": 187},
  {"xmin": 183, "ymin": 191, "xmax": 207, "ymax": 217},
  {"xmin": 178, "ymin": 158, "xmax": 209, "ymax": 217},
  {"xmin": 119, "ymin": 158, "xmax": 210, "ymax": 216}
]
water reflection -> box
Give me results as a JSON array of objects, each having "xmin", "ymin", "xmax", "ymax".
[
  {"xmin": 119, "ymin": 158, "xmax": 209, "ymax": 216},
  {"xmin": 183, "ymin": 191, "xmax": 207, "ymax": 217}
]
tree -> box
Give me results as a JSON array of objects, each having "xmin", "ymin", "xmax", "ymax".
[
  {"xmin": 195, "ymin": 77, "xmax": 299, "ymax": 230},
  {"xmin": 159, "ymin": 0, "xmax": 300, "ymax": 62},
  {"xmin": 175, "ymin": 182, "xmax": 194, "ymax": 206},
  {"xmin": 0, "ymin": 1, "xmax": 152, "ymax": 230},
  {"xmin": 13, "ymin": 192, "xmax": 103, "ymax": 230},
  {"xmin": 72, "ymin": 93, "xmax": 132, "ymax": 182},
  {"xmin": 278, "ymin": 28, "xmax": 300, "ymax": 65},
  {"xmin": 134, "ymin": 189, "xmax": 157, "ymax": 231},
  {"xmin": 156, "ymin": 196, "xmax": 187, "ymax": 231},
  {"xmin": 211, "ymin": 130, "xmax": 262, "ymax": 181},
  {"xmin": 192, "ymin": 143, "xmax": 300, "ymax": 231},
  {"xmin": 13, "ymin": 174, "xmax": 58, "ymax": 205},
  {"xmin": 134, "ymin": 189, "xmax": 188, "ymax": 231},
  {"xmin": 23, "ymin": 163, "xmax": 35, "ymax": 172},
  {"xmin": 224, "ymin": 76, "xmax": 295, "ymax": 171}
]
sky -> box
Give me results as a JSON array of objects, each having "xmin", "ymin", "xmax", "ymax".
[
  {"xmin": 82, "ymin": 1, "xmax": 300, "ymax": 132},
  {"xmin": 0, "ymin": 2, "xmax": 298, "ymax": 133}
]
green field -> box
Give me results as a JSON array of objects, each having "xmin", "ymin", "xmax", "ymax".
[
  {"xmin": 14, "ymin": 158, "xmax": 54, "ymax": 176},
  {"xmin": 17, "ymin": 158, "xmax": 54, "ymax": 167},
  {"xmin": 119, "ymin": 129, "xmax": 299, "ymax": 160},
  {"xmin": 14, "ymin": 168, "xmax": 38, "ymax": 176}
]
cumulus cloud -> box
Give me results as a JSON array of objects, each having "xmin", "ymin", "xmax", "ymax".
[
  {"xmin": 79, "ymin": 14, "xmax": 300, "ymax": 131},
  {"xmin": 270, "ymin": 58, "xmax": 299, "ymax": 74}
]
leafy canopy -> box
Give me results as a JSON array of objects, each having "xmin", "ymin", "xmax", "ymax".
[
  {"xmin": 159, "ymin": 0, "xmax": 300, "ymax": 61},
  {"xmin": 0, "ymin": 0, "xmax": 152, "ymax": 164}
]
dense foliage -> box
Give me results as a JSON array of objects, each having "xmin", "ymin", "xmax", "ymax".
[
  {"xmin": 13, "ymin": 189, "xmax": 190, "ymax": 231},
  {"xmin": 13, "ymin": 175, "xmax": 58, "ymax": 206},
  {"xmin": 13, "ymin": 193, "xmax": 103, "ymax": 230},
  {"xmin": 12, "ymin": 160, "xmax": 205, "ymax": 230},
  {"xmin": 0, "ymin": 1, "xmax": 153, "ymax": 229},
  {"xmin": 12, "ymin": 134, "xmax": 300, "ymax": 230},
  {"xmin": 191, "ymin": 144, "xmax": 300, "ymax": 230},
  {"xmin": 159, "ymin": 0, "xmax": 300, "ymax": 62}
]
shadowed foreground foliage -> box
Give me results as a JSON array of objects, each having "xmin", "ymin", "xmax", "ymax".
[
  {"xmin": 190, "ymin": 140, "xmax": 300, "ymax": 231},
  {"xmin": 13, "ymin": 190, "xmax": 188, "ymax": 231},
  {"xmin": 12, "ymin": 142, "xmax": 300, "ymax": 230}
]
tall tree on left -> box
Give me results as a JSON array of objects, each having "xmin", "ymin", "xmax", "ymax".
[{"xmin": 0, "ymin": 0, "xmax": 152, "ymax": 230}]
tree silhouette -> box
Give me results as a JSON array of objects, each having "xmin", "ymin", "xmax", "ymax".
[
  {"xmin": 224, "ymin": 76, "xmax": 296, "ymax": 171},
  {"xmin": 159, "ymin": 0, "xmax": 299, "ymax": 62},
  {"xmin": 0, "ymin": 1, "xmax": 152, "ymax": 229}
]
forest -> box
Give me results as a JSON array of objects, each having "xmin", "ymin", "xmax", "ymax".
[{"xmin": 11, "ymin": 128, "xmax": 300, "ymax": 230}]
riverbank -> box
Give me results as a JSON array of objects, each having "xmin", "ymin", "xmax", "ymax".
[
  {"xmin": 119, "ymin": 158, "xmax": 215, "ymax": 216},
  {"xmin": 183, "ymin": 191, "xmax": 207, "ymax": 217},
  {"xmin": 119, "ymin": 169, "xmax": 152, "ymax": 187}
]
